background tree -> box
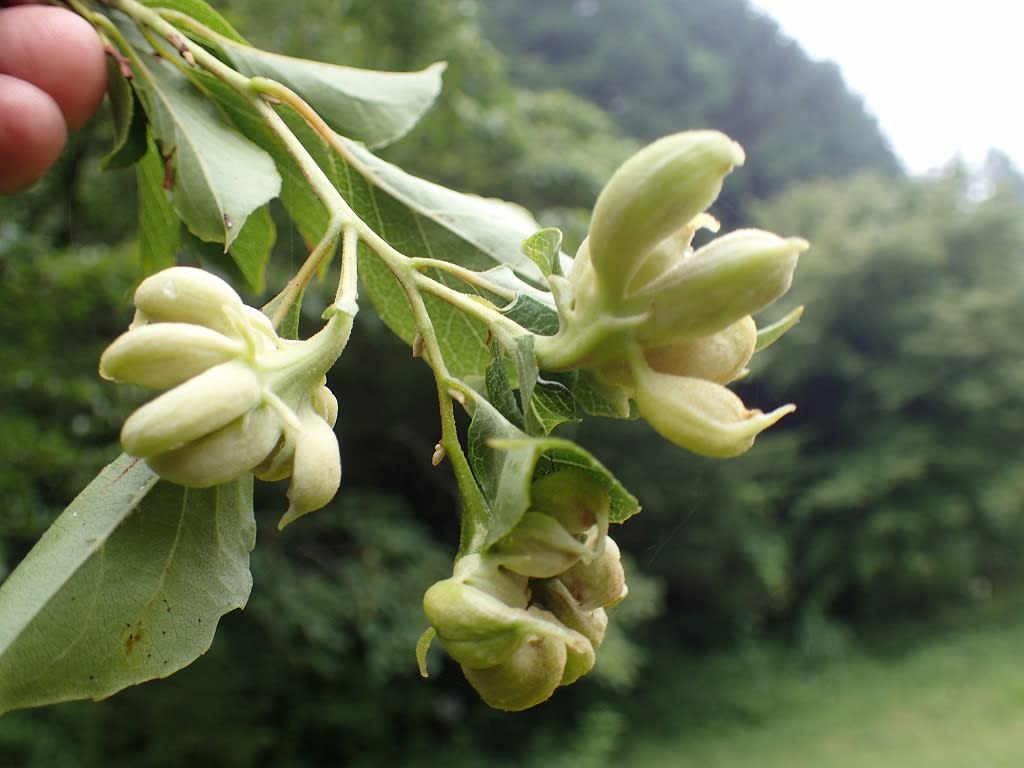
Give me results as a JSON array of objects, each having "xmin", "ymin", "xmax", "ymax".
[
  {"xmin": 752, "ymin": 169, "xmax": 1024, "ymax": 628},
  {"xmin": 479, "ymin": 0, "xmax": 901, "ymax": 223},
  {"xmin": 591, "ymin": 167, "xmax": 1024, "ymax": 653}
]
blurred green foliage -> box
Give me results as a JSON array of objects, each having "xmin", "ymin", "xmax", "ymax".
[
  {"xmin": 753, "ymin": 169, "xmax": 1024, "ymax": 626},
  {"xmin": 3, "ymin": 0, "xmax": 1024, "ymax": 763},
  {"xmin": 0, "ymin": 240, "xmax": 137, "ymax": 582}
]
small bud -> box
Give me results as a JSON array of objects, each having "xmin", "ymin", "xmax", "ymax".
[
  {"xmin": 422, "ymin": 574, "xmax": 529, "ymax": 670},
  {"xmin": 558, "ymin": 536, "xmax": 628, "ymax": 610},
  {"xmin": 558, "ymin": 627, "xmax": 598, "ymax": 687},
  {"xmin": 103, "ymin": 267, "xmax": 356, "ymax": 522},
  {"xmin": 312, "ymin": 380, "xmax": 339, "ymax": 428},
  {"xmin": 633, "ymin": 229, "xmax": 808, "ymax": 344},
  {"xmin": 489, "ymin": 512, "xmax": 594, "ymax": 578},
  {"xmin": 131, "ymin": 267, "xmax": 245, "ymax": 336},
  {"xmin": 534, "ymin": 577, "xmax": 609, "ymax": 643},
  {"xmin": 423, "ymin": 554, "xmax": 605, "ymax": 709},
  {"xmin": 596, "ymin": 315, "xmax": 757, "ymax": 392},
  {"xmin": 587, "ymin": 131, "xmax": 745, "ymax": 296},
  {"xmin": 278, "ymin": 409, "xmax": 341, "ymax": 529},
  {"xmin": 146, "ymin": 406, "xmax": 282, "ymax": 487},
  {"xmin": 461, "ymin": 626, "xmax": 567, "ymax": 712},
  {"xmin": 120, "ymin": 360, "xmax": 262, "ymax": 458},
  {"xmin": 632, "ymin": 362, "xmax": 794, "ymax": 458},
  {"xmin": 251, "ymin": 434, "xmax": 293, "ymax": 482},
  {"xmin": 643, "ymin": 315, "xmax": 757, "ymax": 385},
  {"xmin": 456, "ymin": 552, "xmax": 530, "ymax": 608},
  {"xmin": 99, "ymin": 323, "xmax": 244, "ymax": 389}
]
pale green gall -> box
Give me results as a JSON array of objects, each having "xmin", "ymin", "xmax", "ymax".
[
  {"xmin": 557, "ymin": 536, "xmax": 628, "ymax": 611},
  {"xmin": 587, "ymin": 130, "xmax": 745, "ymax": 298},
  {"xmin": 120, "ymin": 360, "xmax": 262, "ymax": 458},
  {"xmin": 145, "ymin": 406, "xmax": 282, "ymax": 488},
  {"xmin": 633, "ymin": 228, "xmax": 808, "ymax": 344},
  {"xmin": 632, "ymin": 360, "xmax": 795, "ymax": 458},
  {"xmin": 461, "ymin": 624, "xmax": 568, "ymax": 712},
  {"xmin": 130, "ymin": 266, "xmax": 246, "ymax": 336},
  {"xmin": 99, "ymin": 322, "xmax": 244, "ymax": 389},
  {"xmin": 278, "ymin": 407, "xmax": 343, "ymax": 530}
]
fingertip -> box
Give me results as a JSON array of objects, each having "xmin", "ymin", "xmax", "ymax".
[
  {"xmin": 0, "ymin": 6, "xmax": 108, "ymax": 130},
  {"xmin": 0, "ymin": 74, "xmax": 67, "ymax": 194},
  {"xmin": 47, "ymin": 9, "xmax": 108, "ymax": 130}
]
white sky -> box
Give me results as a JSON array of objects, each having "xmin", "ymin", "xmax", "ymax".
[{"xmin": 748, "ymin": 0, "xmax": 1023, "ymax": 174}]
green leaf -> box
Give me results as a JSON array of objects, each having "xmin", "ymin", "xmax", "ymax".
[
  {"xmin": 466, "ymin": 397, "xmax": 538, "ymax": 548},
  {"xmin": 101, "ymin": 60, "xmax": 148, "ymax": 170},
  {"xmin": 216, "ymin": 39, "xmax": 446, "ymax": 149},
  {"xmin": 529, "ymin": 442, "xmax": 640, "ymax": 525},
  {"xmin": 136, "ymin": 137, "xmax": 182, "ymax": 274},
  {"xmin": 0, "ymin": 455, "xmax": 256, "ymax": 714},
  {"xmin": 522, "ymin": 227, "xmax": 564, "ymax": 277},
  {"xmin": 466, "ymin": 395, "xmax": 639, "ymax": 549},
  {"xmin": 226, "ymin": 204, "xmax": 276, "ymax": 292},
  {"xmin": 489, "ymin": 310, "xmax": 577, "ymax": 435},
  {"xmin": 529, "ymin": 375, "xmax": 578, "ymax": 434},
  {"xmin": 755, "ymin": 305, "xmax": 804, "ymax": 352},
  {"xmin": 358, "ymin": 254, "xmax": 500, "ymax": 385},
  {"xmin": 118, "ymin": 20, "xmax": 280, "ymax": 250},
  {"xmin": 346, "ymin": 140, "xmax": 549, "ymax": 279},
  {"xmin": 260, "ymin": 283, "xmax": 304, "ymax": 340},
  {"xmin": 484, "ymin": 341, "xmax": 525, "ymax": 430},
  {"xmin": 172, "ymin": 65, "xmax": 333, "ymax": 259},
  {"xmin": 488, "ymin": 326, "xmax": 560, "ymax": 436},
  {"xmin": 501, "ymin": 292, "xmax": 561, "ymax": 336}
]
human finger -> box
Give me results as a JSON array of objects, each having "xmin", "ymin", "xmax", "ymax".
[
  {"xmin": 0, "ymin": 5, "xmax": 107, "ymax": 130},
  {"xmin": 0, "ymin": 72, "xmax": 66, "ymax": 193}
]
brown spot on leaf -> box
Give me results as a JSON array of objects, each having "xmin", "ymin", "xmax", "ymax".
[{"xmin": 122, "ymin": 623, "xmax": 145, "ymax": 656}]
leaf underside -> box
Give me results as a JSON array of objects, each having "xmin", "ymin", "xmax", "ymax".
[
  {"xmin": 217, "ymin": 39, "xmax": 446, "ymax": 149},
  {"xmin": 0, "ymin": 455, "xmax": 256, "ymax": 714}
]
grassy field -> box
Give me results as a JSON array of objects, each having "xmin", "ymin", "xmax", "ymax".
[{"xmin": 620, "ymin": 606, "xmax": 1024, "ymax": 767}]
